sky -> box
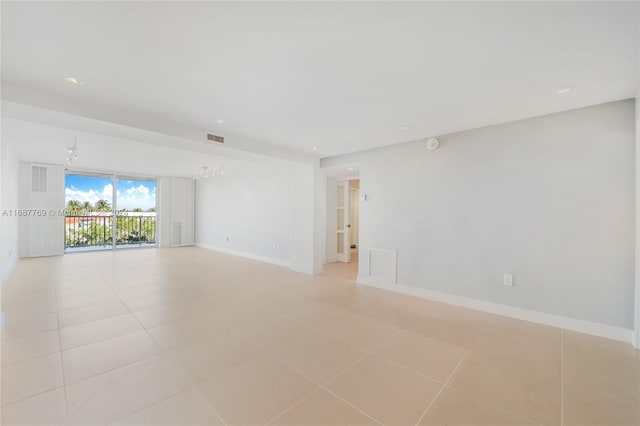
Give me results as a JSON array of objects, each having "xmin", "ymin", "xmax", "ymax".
[{"xmin": 65, "ymin": 175, "xmax": 157, "ymax": 210}]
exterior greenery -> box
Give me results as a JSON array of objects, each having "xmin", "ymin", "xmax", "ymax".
[{"xmin": 65, "ymin": 200, "xmax": 156, "ymax": 248}]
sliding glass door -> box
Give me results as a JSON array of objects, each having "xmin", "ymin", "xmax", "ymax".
[
  {"xmin": 115, "ymin": 177, "xmax": 157, "ymax": 249},
  {"xmin": 64, "ymin": 173, "xmax": 157, "ymax": 252},
  {"xmin": 65, "ymin": 173, "xmax": 114, "ymax": 251}
]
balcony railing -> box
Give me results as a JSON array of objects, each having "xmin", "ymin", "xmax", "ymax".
[{"xmin": 65, "ymin": 214, "xmax": 157, "ymax": 250}]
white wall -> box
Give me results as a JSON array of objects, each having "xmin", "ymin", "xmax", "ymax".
[
  {"xmin": 195, "ymin": 158, "xmax": 320, "ymax": 273},
  {"xmin": 636, "ymin": 46, "xmax": 640, "ymax": 344},
  {"xmin": 323, "ymin": 100, "xmax": 636, "ymax": 329},
  {"xmin": 313, "ymin": 167, "xmax": 327, "ymax": 274},
  {"xmin": 158, "ymin": 177, "xmax": 195, "ymax": 248},
  {"xmin": 196, "ymin": 158, "xmax": 293, "ymax": 265},
  {"xmin": 1, "ymin": 137, "xmax": 20, "ymax": 282},
  {"xmin": 349, "ymin": 180, "xmax": 360, "ymax": 246}
]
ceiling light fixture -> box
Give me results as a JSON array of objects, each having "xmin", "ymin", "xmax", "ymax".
[
  {"xmin": 400, "ymin": 125, "xmax": 410, "ymax": 130},
  {"xmin": 312, "ymin": 146, "xmax": 318, "ymax": 151},
  {"xmin": 215, "ymin": 119, "xmax": 227, "ymax": 125},
  {"xmin": 64, "ymin": 77, "xmax": 83, "ymax": 85},
  {"xmin": 193, "ymin": 161, "xmax": 224, "ymax": 181},
  {"xmin": 348, "ymin": 167, "xmax": 354, "ymax": 171},
  {"xmin": 556, "ymin": 86, "xmax": 572, "ymax": 94},
  {"xmin": 65, "ymin": 138, "xmax": 79, "ymax": 166}
]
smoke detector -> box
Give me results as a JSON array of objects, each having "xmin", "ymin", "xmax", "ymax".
[{"xmin": 426, "ymin": 138, "xmax": 440, "ymax": 151}]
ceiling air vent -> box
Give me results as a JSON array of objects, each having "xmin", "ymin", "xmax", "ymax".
[{"xmin": 207, "ymin": 133, "xmax": 224, "ymax": 144}]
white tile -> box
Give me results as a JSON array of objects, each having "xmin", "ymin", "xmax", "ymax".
[
  {"xmin": 61, "ymin": 314, "xmax": 143, "ymax": 350},
  {"xmin": 111, "ymin": 387, "xmax": 224, "ymax": 425},
  {"xmin": 62, "ymin": 330, "xmax": 162, "ymax": 384},
  {"xmin": 1, "ymin": 312, "xmax": 59, "ymax": 341},
  {"xmin": 1, "ymin": 387, "xmax": 67, "ymax": 425},
  {"xmin": 1, "ymin": 329, "xmax": 60, "ymax": 366},
  {"xmin": 66, "ymin": 356, "xmax": 191, "ymax": 425},
  {"xmin": 1, "ymin": 352, "xmax": 64, "ymax": 406},
  {"xmin": 58, "ymin": 300, "xmax": 130, "ymax": 328}
]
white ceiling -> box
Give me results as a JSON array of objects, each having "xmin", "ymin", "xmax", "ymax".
[{"xmin": 2, "ymin": 1, "xmax": 638, "ymax": 159}]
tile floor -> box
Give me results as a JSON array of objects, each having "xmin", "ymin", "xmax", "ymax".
[
  {"xmin": 322, "ymin": 249, "xmax": 358, "ymax": 281},
  {"xmin": 1, "ymin": 247, "xmax": 639, "ymax": 425}
]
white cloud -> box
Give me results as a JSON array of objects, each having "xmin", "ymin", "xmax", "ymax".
[
  {"xmin": 117, "ymin": 185, "xmax": 156, "ymax": 210},
  {"xmin": 65, "ymin": 184, "xmax": 156, "ymax": 210}
]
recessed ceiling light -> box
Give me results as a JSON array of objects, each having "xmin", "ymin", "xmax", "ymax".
[
  {"xmin": 400, "ymin": 125, "xmax": 410, "ymax": 130},
  {"xmin": 312, "ymin": 146, "xmax": 318, "ymax": 151},
  {"xmin": 556, "ymin": 86, "xmax": 572, "ymax": 94},
  {"xmin": 64, "ymin": 77, "xmax": 83, "ymax": 85},
  {"xmin": 215, "ymin": 119, "xmax": 226, "ymax": 125}
]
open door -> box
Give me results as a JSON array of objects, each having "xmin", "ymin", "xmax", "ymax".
[{"xmin": 337, "ymin": 180, "xmax": 350, "ymax": 263}]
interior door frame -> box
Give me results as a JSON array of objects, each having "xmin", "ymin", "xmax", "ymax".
[{"xmin": 337, "ymin": 179, "xmax": 350, "ymax": 263}]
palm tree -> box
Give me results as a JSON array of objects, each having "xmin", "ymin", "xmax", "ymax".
[
  {"xmin": 82, "ymin": 201, "xmax": 93, "ymax": 213},
  {"xmin": 66, "ymin": 200, "xmax": 81, "ymax": 215},
  {"xmin": 94, "ymin": 199, "xmax": 112, "ymax": 212}
]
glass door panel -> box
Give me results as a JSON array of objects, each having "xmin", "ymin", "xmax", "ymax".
[
  {"xmin": 64, "ymin": 173, "xmax": 114, "ymax": 252},
  {"xmin": 115, "ymin": 177, "xmax": 157, "ymax": 249},
  {"xmin": 337, "ymin": 181, "xmax": 349, "ymax": 262}
]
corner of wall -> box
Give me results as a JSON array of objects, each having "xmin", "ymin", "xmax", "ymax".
[
  {"xmin": 0, "ymin": 255, "xmax": 18, "ymax": 286},
  {"xmin": 197, "ymin": 243, "xmax": 291, "ymax": 269},
  {"xmin": 635, "ymin": 94, "xmax": 640, "ymax": 347},
  {"xmin": 1, "ymin": 136, "xmax": 21, "ymax": 283}
]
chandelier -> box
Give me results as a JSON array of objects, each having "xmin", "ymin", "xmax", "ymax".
[
  {"xmin": 193, "ymin": 161, "xmax": 224, "ymax": 181},
  {"xmin": 65, "ymin": 138, "xmax": 78, "ymax": 166}
]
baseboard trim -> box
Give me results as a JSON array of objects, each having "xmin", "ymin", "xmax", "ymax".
[
  {"xmin": 357, "ymin": 275, "xmax": 634, "ymax": 344},
  {"xmin": 197, "ymin": 244, "xmax": 291, "ymax": 268}
]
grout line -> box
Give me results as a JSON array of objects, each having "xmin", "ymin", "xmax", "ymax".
[
  {"xmin": 323, "ymin": 328, "xmax": 402, "ymax": 386},
  {"xmin": 90, "ymin": 270, "xmax": 230, "ymax": 426},
  {"xmin": 0, "ymin": 331, "xmax": 61, "ymax": 366},
  {"xmin": 265, "ymin": 387, "xmax": 323, "ymax": 426},
  {"xmin": 260, "ymin": 351, "xmax": 385, "ymax": 426},
  {"xmin": 321, "ymin": 387, "xmax": 385, "ymax": 426},
  {"xmin": 106, "ymin": 383, "xmax": 222, "ymax": 426},
  {"xmin": 261, "ymin": 328, "xmax": 402, "ymax": 426},
  {"xmin": 58, "ymin": 311, "xmax": 134, "ymax": 335},
  {"xmin": 0, "ymin": 386, "xmax": 66, "ymax": 410},
  {"xmin": 52, "ymin": 275, "xmax": 70, "ymax": 422},
  {"xmin": 414, "ymin": 350, "xmax": 469, "ymax": 426},
  {"xmin": 372, "ymin": 354, "xmax": 448, "ymax": 386}
]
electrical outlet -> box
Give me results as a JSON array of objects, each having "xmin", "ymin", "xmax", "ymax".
[{"xmin": 503, "ymin": 273, "xmax": 514, "ymax": 287}]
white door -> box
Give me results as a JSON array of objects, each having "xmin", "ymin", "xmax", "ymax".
[
  {"xmin": 28, "ymin": 163, "xmax": 64, "ymax": 257},
  {"xmin": 337, "ymin": 180, "xmax": 350, "ymax": 263}
]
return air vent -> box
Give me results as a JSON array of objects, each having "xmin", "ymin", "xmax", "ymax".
[
  {"xmin": 31, "ymin": 166, "xmax": 47, "ymax": 192},
  {"xmin": 207, "ymin": 133, "xmax": 225, "ymax": 143}
]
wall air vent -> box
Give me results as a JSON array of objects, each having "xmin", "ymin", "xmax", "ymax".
[{"xmin": 207, "ymin": 133, "xmax": 225, "ymax": 143}]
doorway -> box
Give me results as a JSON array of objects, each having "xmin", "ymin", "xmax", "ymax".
[
  {"xmin": 64, "ymin": 172, "xmax": 157, "ymax": 252},
  {"xmin": 324, "ymin": 174, "xmax": 360, "ymax": 281}
]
